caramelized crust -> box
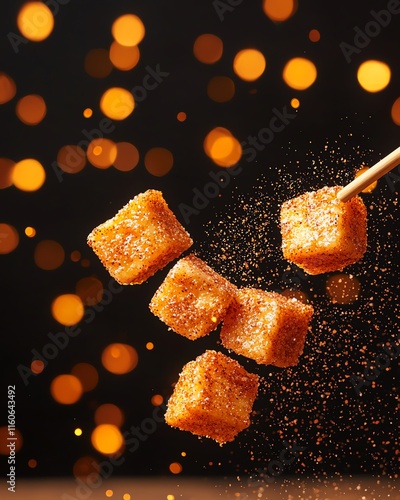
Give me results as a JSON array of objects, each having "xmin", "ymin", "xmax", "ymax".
[
  {"xmin": 221, "ymin": 288, "xmax": 314, "ymax": 367},
  {"xmin": 165, "ymin": 350, "xmax": 259, "ymax": 444},
  {"xmin": 149, "ymin": 254, "xmax": 237, "ymax": 340},
  {"xmin": 280, "ymin": 186, "xmax": 367, "ymax": 275},
  {"xmin": 87, "ymin": 190, "xmax": 193, "ymax": 284}
]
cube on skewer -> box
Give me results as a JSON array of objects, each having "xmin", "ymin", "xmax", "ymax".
[
  {"xmin": 165, "ymin": 350, "xmax": 259, "ymax": 444},
  {"xmin": 280, "ymin": 185, "xmax": 367, "ymax": 275},
  {"xmin": 220, "ymin": 288, "xmax": 314, "ymax": 368},
  {"xmin": 149, "ymin": 254, "xmax": 237, "ymax": 340},
  {"xmin": 87, "ymin": 189, "xmax": 193, "ymax": 285}
]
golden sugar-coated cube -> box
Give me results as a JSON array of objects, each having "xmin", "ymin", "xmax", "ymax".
[
  {"xmin": 165, "ymin": 350, "xmax": 259, "ymax": 444},
  {"xmin": 280, "ymin": 185, "xmax": 367, "ymax": 275},
  {"xmin": 149, "ymin": 254, "xmax": 237, "ymax": 340},
  {"xmin": 87, "ymin": 190, "xmax": 193, "ymax": 285},
  {"xmin": 220, "ymin": 288, "xmax": 314, "ymax": 368}
]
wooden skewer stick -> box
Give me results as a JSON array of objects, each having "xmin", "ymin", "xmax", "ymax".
[{"xmin": 337, "ymin": 146, "xmax": 400, "ymax": 202}]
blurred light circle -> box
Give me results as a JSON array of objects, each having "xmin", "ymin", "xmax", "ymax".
[
  {"xmin": 84, "ymin": 49, "xmax": 113, "ymax": 78},
  {"xmin": 326, "ymin": 273, "xmax": 361, "ymax": 304},
  {"xmin": 111, "ymin": 14, "xmax": 145, "ymax": 47},
  {"xmin": 50, "ymin": 374, "xmax": 83, "ymax": 404},
  {"xmin": 100, "ymin": 87, "xmax": 135, "ymax": 120},
  {"xmin": 109, "ymin": 41, "xmax": 140, "ymax": 71},
  {"xmin": 71, "ymin": 362, "xmax": 99, "ymax": 392},
  {"xmin": 0, "ymin": 158, "xmax": 15, "ymax": 189},
  {"xmin": 144, "ymin": 147, "xmax": 173, "ymax": 176},
  {"xmin": 233, "ymin": 49, "xmax": 266, "ymax": 81},
  {"xmin": 263, "ymin": 0, "xmax": 297, "ymax": 21},
  {"xmin": 101, "ymin": 343, "xmax": 138, "ymax": 374},
  {"xmin": 207, "ymin": 76, "xmax": 235, "ymax": 103},
  {"xmin": 75, "ymin": 276, "xmax": 104, "ymax": 305},
  {"xmin": 12, "ymin": 159, "xmax": 46, "ymax": 191},
  {"xmin": 57, "ymin": 145, "xmax": 86, "ymax": 174},
  {"xmin": 357, "ymin": 60, "xmax": 391, "ymax": 92},
  {"xmin": 87, "ymin": 138, "xmax": 118, "ymax": 169},
  {"xmin": 0, "ymin": 224, "xmax": 19, "ymax": 254},
  {"xmin": 113, "ymin": 142, "xmax": 140, "ymax": 171},
  {"xmin": 17, "ymin": 2, "xmax": 54, "ymax": 41},
  {"xmin": 0, "ymin": 73, "xmax": 17, "ymax": 104},
  {"xmin": 73, "ymin": 456, "xmax": 99, "ymax": 481},
  {"xmin": 16, "ymin": 94, "xmax": 47, "ymax": 125},
  {"xmin": 94, "ymin": 404, "xmax": 125, "ymax": 427},
  {"xmin": 34, "ymin": 240, "xmax": 65, "ymax": 270},
  {"xmin": 91, "ymin": 424, "xmax": 124, "ymax": 454},
  {"xmin": 193, "ymin": 34, "xmax": 223, "ymax": 64},
  {"xmin": 283, "ymin": 57, "xmax": 317, "ymax": 90},
  {"xmin": 391, "ymin": 97, "xmax": 400, "ymax": 126},
  {"xmin": 51, "ymin": 294, "xmax": 84, "ymax": 326},
  {"xmin": 0, "ymin": 427, "xmax": 23, "ymax": 454}
]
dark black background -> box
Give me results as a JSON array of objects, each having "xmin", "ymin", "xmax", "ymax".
[{"xmin": 0, "ymin": 0, "xmax": 399, "ymax": 485}]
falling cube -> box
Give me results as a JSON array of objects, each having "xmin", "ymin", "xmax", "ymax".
[
  {"xmin": 149, "ymin": 254, "xmax": 237, "ymax": 340},
  {"xmin": 87, "ymin": 189, "xmax": 193, "ymax": 284},
  {"xmin": 280, "ymin": 185, "xmax": 367, "ymax": 275},
  {"xmin": 165, "ymin": 350, "xmax": 259, "ymax": 444},
  {"xmin": 220, "ymin": 288, "xmax": 314, "ymax": 368}
]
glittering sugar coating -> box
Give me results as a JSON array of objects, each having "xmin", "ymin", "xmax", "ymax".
[
  {"xmin": 220, "ymin": 288, "xmax": 314, "ymax": 368},
  {"xmin": 280, "ymin": 185, "xmax": 367, "ymax": 275},
  {"xmin": 165, "ymin": 350, "xmax": 259, "ymax": 444},
  {"xmin": 87, "ymin": 190, "xmax": 193, "ymax": 284},
  {"xmin": 149, "ymin": 254, "xmax": 237, "ymax": 340}
]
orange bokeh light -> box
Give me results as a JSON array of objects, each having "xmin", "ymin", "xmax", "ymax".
[
  {"xmin": 283, "ymin": 57, "xmax": 317, "ymax": 90},
  {"xmin": 101, "ymin": 343, "xmax": 138, "ymax": 375},
  {"xmin": 16, "ymin": 94, "xmax": 47, "ymax": 125},
  {"xmin": 0, "ymin": 158, "xmax": 15, "ymax": 189},
  {"xmin": 87, "ymin": 138, "xmax": 118, "ymax": 169},
  {"xmin": 94, "ymin": 404, "xmax": 125, "ymax": 427},
  {"xmin": 17, "ymin": 2, "xmax": 54, "ymax": 41},
  {"xmin": 144, "ymin": 147, "xmax": 174, "ymax": 176},
  {"xmin": 51, "ymin": 294, "xmax": 84, "ymax": 326},
  {"xmin": 0, "ymin": 73, "xmax": 17, "ymax": 104},
  {"xmin": 263, "ymin": 0, "xmax": 297, "ymax": 21},
  {"xmin": 84, "ymin": 49, "xmax": 113, "ymax": 78},
  {"xmin": 50, "ymin": 374, "xmax": 83, "ymax": 404},
  {"xmin": 71, "ymin": 363, "xmax": 99, "ymax": 392},
  {"xmin": 113, "ymin": 142, "xmax": 140, "ymax": 172},
  {"xmin": 109, "ymin": 41, "xmax": 140, "ymax": 71},
  {"xmin": 233, "ymin": 49, "xmax": 266, "ymax": 82},
  {"xmin": 111, "ymin": 14, "xmax": 145, "ymax": 47},
  {"xmin": 91, "ymin": 424, "xmax": 124, "ymax": 455},
  {"xmin": 12, "ymin": 159, "xmax": 46, "ymax": 191},
  {"xmin": 207, "ymin": 76, "xmax": 235, "ymax": 103},
  {"xmin": 357, "ymin": 60, "xmax": 391, "ymax": 93},
  {"xmin": 100, "ymin": 87, "xmax": 135, "ymax": 120},
  {"xmin": 0, "ymin": 223, "xmax": 19, "ymax": 254},
  {"xmin": 75, "ymin": 276, "xmax": 103, "ymax": 305},
  {"xmin": 204, "ymin": 127, "xmax": 242, "ymax": 167},
  {"xmin": 57, "ymin": 145, "xmax": 86, "ymax": 174},
  {"xmin": 34, "ymin": 240, "xmax": 65, "ymax": 270},
  {"xmin": 326, "ymin": 274, "xmax": 361, "ymax": 305},
  {"xmin": 193, "ymin": 34, "xmax": 223, "ymax": 64}
]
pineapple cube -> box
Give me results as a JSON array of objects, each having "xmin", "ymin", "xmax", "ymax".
[
  {"xmin": 149, "ymin": 254, "xmax": 236, "ymax": 340},
  {"xmin": 87, "ymin": 190, "xmax": 193, "ymax": 285},
  {"xmin": 165, "ymin": 350, "xmax": 259, "ymax": 444},
  {"xmin": 280, "ymin": 185, "xmax": 367, "ymax": 275},
  {"xmin": 220, "ymin": 288, "xmax": 314, "ymax": 368}
]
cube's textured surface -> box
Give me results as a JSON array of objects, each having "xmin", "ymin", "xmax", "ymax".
[
  {"xmin": 280, "ymin": 186, "xmax": 367, "ymax": 275},
  {"xmin": 220, "ymin": 288, "xmax": 314, "ymax": 368},
  {"xmin": 87, "ymin": 190, "xmax": 193, "ymax": 284},
  {"xmin": 165, "ymin": 350, "xmax": 259, "ymax": 444},
  {"xmin": 149, "ymin": 254, "xmax": 236, "ymax": 340}
]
